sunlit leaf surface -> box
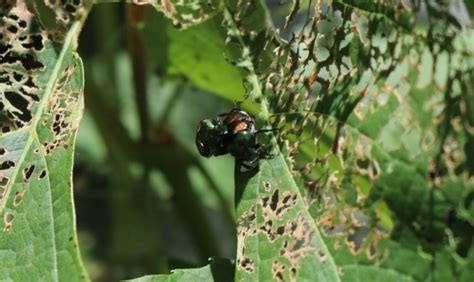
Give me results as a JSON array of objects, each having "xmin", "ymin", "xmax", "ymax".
[
  {"xmin": 126, "ymin": 258, "xmax": 234, "ymax": 282},
  {"xmin": 0, "ymin": 1, "xmax": 89, "ymax": 280},
  {"xmin": 235, "ymin": 153, "xmax": 339, "ymax": 281},
  {"xmin": 224, "ymin": 0, "xmax": 474, "ymax": 281}
]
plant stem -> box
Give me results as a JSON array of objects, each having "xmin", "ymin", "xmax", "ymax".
[{"xmin": 222, "ymin": 7, "xmax": 270, "ymax": 121}]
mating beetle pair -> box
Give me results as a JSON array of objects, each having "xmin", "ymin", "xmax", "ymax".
[{"xmin": 195, "ymin": 109, "xmax": 273, "ymax": 170}]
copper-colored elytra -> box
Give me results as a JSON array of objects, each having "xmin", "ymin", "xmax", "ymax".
[
  {"xmin": 225, "ymin": 112, "xmax": 240, "ymax": 124},
  {"xmin": 232, "ymin": 121, "xmax": 248, "ymax": 133}
]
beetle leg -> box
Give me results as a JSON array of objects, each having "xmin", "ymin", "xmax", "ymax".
[
  {"xmin": 255, "ymin": 143, "xmax": 273, "ymax": 159},
  {"xmin": 239, "ymin": 161, "xmax": 257, "ymax": 172}
]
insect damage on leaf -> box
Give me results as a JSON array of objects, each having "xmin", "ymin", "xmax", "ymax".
[
  {"xmin": 236, "ymin": 205, "xmax": 256, "ymax": 273},
  {"xmin": 0, "ymin": 3, "xmax": 45, "ymax": 133},
  {"xmin": 278, "ymin": 113, "xmax": 391, "ymax": 259},
  {"xmin": 22, "ymin": 164, "xmax": 35, "ymax": 182},
  {"xmin": 0, "ymin": 59, "xmax": 83, "ymax": 234},
  {"xmin": 226, "ymin": 3, "xmax": 408, "ymax": 278},
  {"xmin": 140, "ymin": 0, "xmax": 218, "ymax": 29},
  {"xmin": 0, "ymin": 0, "xmax": 88, "ymax": 280},
  {"xmin": 44, "ymin": 0, "xmax": 86, "ymax": 25},
  {"xmin": 235, "ymin": 159, "xmax": 339, "ymax": 281},
  {"xmin": 272, "ymin": 212, "xmax": 320, "ymax": 280},
  {"xmin": 3, "ymin": 210, "xmax": 14, "ymax": 232},
  {"xmin": 41, "ymin": 61, "xmax": 83, "ymax": 155},
  {"xmin": 33, "ymin": 0, "xmax": 90, "ymax": 41},
  {"xmin": 225, "ymin": 4, "xmax": 473, "ymax": 282},
  {"xmin": 0, "ymin": 0, "xmax": 83, "ymax": 218}
]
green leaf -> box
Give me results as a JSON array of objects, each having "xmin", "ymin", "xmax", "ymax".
[
  {"xmin": 126, "ymin": 258, "xmax": 234, "ymax": 282},
  {"xmin": 140, "ymin": 11, "xmax": 253, "ymax": 109},
  {"xmin": 0, "ymin": 2, "xmax": 88, "ymax": 281},
  {"xmin": 234, "ymin": 152, "xmax": 340, "ymax": 281},
  {"xmin": 224, "ymin": 0, "xmax": 474, "ymax": 281}
]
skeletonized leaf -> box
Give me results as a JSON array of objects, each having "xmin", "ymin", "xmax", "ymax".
[
  {"xmin": 0, "ymin": 1, "xmax": 89, "ymax": 280},
  {"xmin": 235, "ymin": 153, "xmax": 339, "ymax": 281},
  {"xmin": 226, "ymin": 0, "xmax": 474, "ymax": 281},
  {"xmin": 96, "ymin": 0, "xmax": 219, "ymax": 29}
]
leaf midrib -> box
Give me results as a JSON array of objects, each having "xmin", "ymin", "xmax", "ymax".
[
  {"xmin": 34, "ymin": 129, "xmax": 58, "ymax": 282},
  {"xmin": 0, "ymin": 22, "xmax": 82, "ymax": 282},
  {"xmin": 223, "ymin": 5, "xmax": 341, "ymax": 279},
  {"xmin": 0, "ymin": 21, "xmax": 81, "ymax": 214},
  {"xmin": 275, "ymin": 149, "xmax": 341, "ymax": 281}
]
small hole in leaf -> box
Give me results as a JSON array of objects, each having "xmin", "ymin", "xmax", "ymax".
[
  {"xmin": 0, "ymin": 160, "xmax": 15, "ymax": 170},
  {"xmin": 263, "ymin": 180, "xmax": 272, "ymax": 191},
  {"xmin": 318, "ymin": 249, "xmax": 327, "ymax": 263},
  {"xmin": 366, "ymin": 243, "xmax": 377, "ymax": 259},
  {"xmin": 38, "ymin": 170, "xmax": 47, "ymax": 179},
  {"xmin": 0, "ymin": 177, "xmax": 9, "ymax": 186},
  {"xmin": 13, "ymin": 191, "xmax": 24, "ymax": 206},
  {"xmin": 12, "ymin": 72, "xmax": 22, "ymax": 82},
  {"xmin": 0, "ymin": 43, "xmax": 10, "ymax": 54},
  {"xmin": 270, "ymin": 189, "xmax": 279, "ymax": 211},
  {"xmin": 5, "ymin": 91, "xmax": 32, "ymax": 122},
  {"xmin": 346, "ymin": 227, "xmax": 370, "ymax": 254},
  {"xmin": 3, "ymin": 212, "xmax": 15, "ymax": 232},
  {"xmin": 23, "ymin": 165, "xmax": 35, "ymax": 182},
  {"xmin": 20, "ymin": 54, "xmax": 44, "ymax": 70},
  {"xmin": 276, "ymin": 226, "xmax": 285, "ymax": 235},
  {"xmin": 7, "ymin": 25, "xmax": 17, "ymax": 34},
  {"xmin": 64, "ymin": 4, "xmax": 76, "ymax": 13},
  {"xmin": 21, "ymin": 35, "xmax": 45, "ymax": 51},
  {"xmin": 18, "ymin": 20, "xmax": 27, "ymax": 28}
]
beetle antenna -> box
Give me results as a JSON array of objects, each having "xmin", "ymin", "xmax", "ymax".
[{"xmin": 256, "ymin": 127, "xmax": 280, "ymax": 134}]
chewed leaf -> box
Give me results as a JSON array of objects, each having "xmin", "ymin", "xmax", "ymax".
[
  {"xmin": 226, "ymin": 0, "xmax": 474, "ymax": 281},
  {"xmin": 0, "ymin": 1, "xmax": 88, "ymax": 280},
  {"xmin": 114, "ymin": 0, "xmax": 219, "ymax": 28},
  {"xmin": 235, "ymin": 152, "xmax": 339, "ymax": 281}
]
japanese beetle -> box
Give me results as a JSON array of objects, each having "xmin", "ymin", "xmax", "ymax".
[
  {"xmin": 195, "ymin": 118, "xmax": 227, "ymax": 157},
  {"xmin": 195, "ymin": 108, "xmax": 273, "ymax": 170}
]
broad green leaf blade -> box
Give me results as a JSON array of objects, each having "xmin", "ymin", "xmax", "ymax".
[
  {"xmin": 0, "ymin": 2, "xmax": 88, "ymax": 280},
  {"xmin": 225, "ymin": 0, "xmax": 474, "ymax": 280},
  {"xmin": 126, "ymin": 258, "xmax": 234, "ymax": 282},
  {"xmin": 235, "ymin": 153, "xmax": 339, "ymax": 281},
  {"xmin": 139, "ymin": 11, "xmax": 257, "ymax": 111}
]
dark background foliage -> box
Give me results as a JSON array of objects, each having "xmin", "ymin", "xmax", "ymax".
[{"xmin": 75, "ymin": 4, "xmax": 239, "ymax": 280}]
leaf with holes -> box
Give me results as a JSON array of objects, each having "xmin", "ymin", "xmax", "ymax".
[
  {"xmin": 234, "ymin": 152, "xmax": 340, "ymax": 281},
  {"xmin": 224, "ymin": 0, "xmax": 474, "ymax": 281},
  {"xmin": 0, "ymin": 2, "xmax": 88, "ymax": 281}
]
